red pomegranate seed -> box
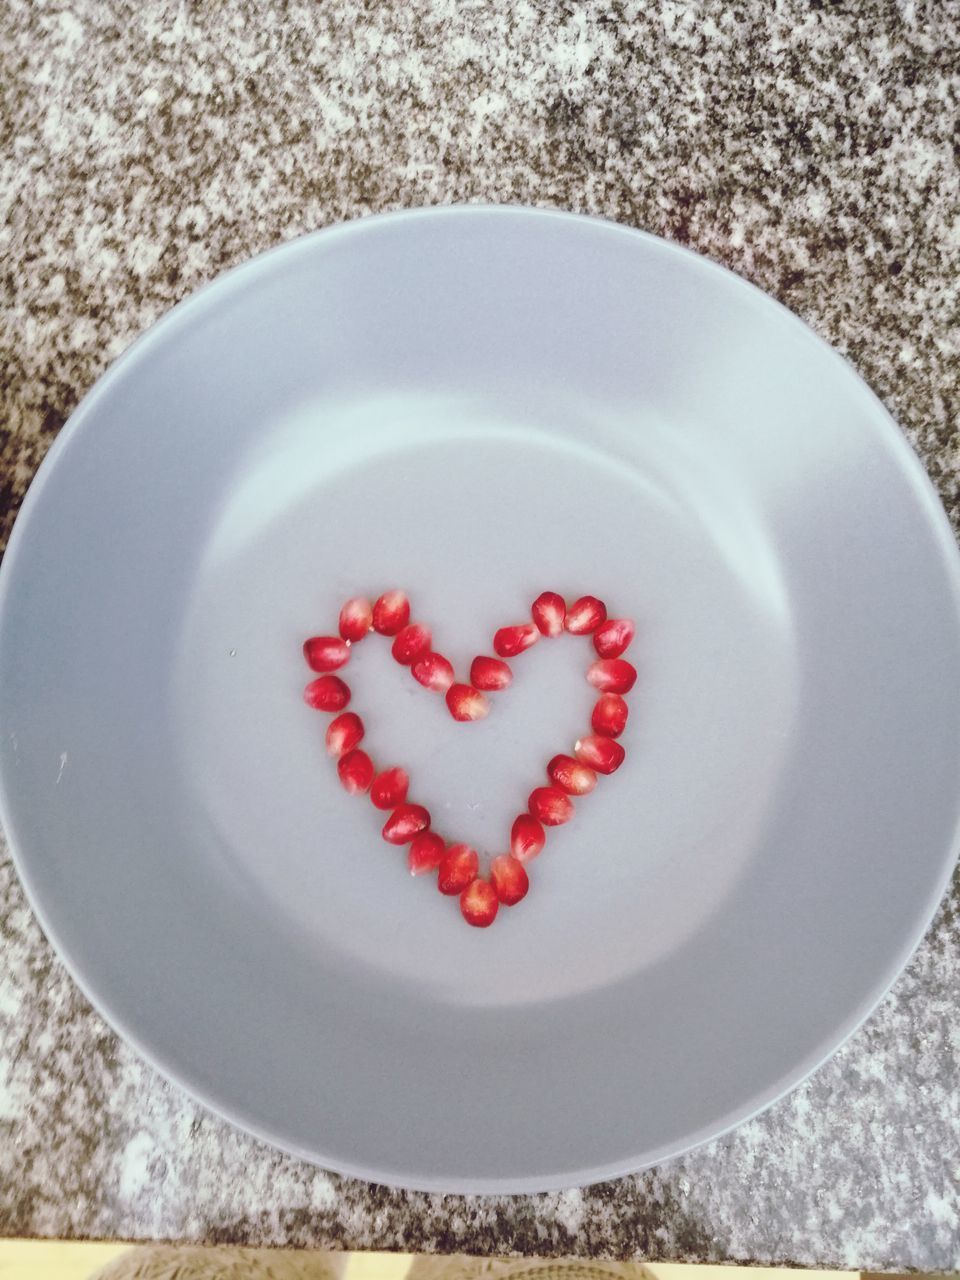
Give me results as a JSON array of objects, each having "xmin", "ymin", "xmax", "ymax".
[
  {"xmin": 446, "ymin": 683, "xmax": 489, "ymax": 721},
  {"xmin": 575, "ymin": 734, "xmax": 625, "ymax": 774},
  {"xmin": 338, "ymin": 597, "xmax": 373, "ymax": 642},
  {"xmin": 529, "ymin": 786, "xmax": 574, "ymax": 826},
  {"xmin": 548, "ymin": 754, "xmax": 598, "ymax": 796},
  {"xmin": 593, "ymin": 617, "xmax": 635, "ymax": 658},
  {"xmin": 372, "ymin": 590, "xmax": 410, "ymax": 636},
  {"xmin": 438, "ymin": 844, "xmax": 479, "ymax": 894},
  {"xmin": 531, "ymin": 591, "xmax": 566, "ymax": 637},
  {"xmin": 325, "ymin": 712, "xmax": 364, "ymax": 757},
  {"xmin": 493, "ymin": 623, "xmax": 540, "ymax": 657},
  {"xmin": 490, "ymin": 854, "xmax": 529, "ymax": 906},
  {"xmin": 587, "ymin": 658, "xmax": 637, "ymax": 694},
  {"xmin": 592, "ymin": 693, "xmax": 629, "ymax": 738},
  {"xmin": 460, "ymin": 878, "xmax": 499, "ymax": 927},
  {"xmin": 370, "ymin": 766, "xmax": 409, "ymax": 810},
  {"xmin": 392, "ymin": 623, "xmax": 432, "ymax": 665},
  {"xmin": 469, "ymin": 655, "xmax": 513, "ymax": 691},
  {"xmin": 511, "ymin": 814, "xmax": 546, "ymax": 863},
  {"xmin": 408, "ymin": 831, "xmax": 446, "ymax": 876},
  {"xmin": 337, "ymin": 748, "xmax": 374, "ymax": 794},
  {"xmin": 303, "ymin": 675, "xmax": 351, "ymax": 711},
  {"xmin": 411, "ymin": 651, "xmax": 455, "ymax": 692},
  {"xmin": 382, "ymin": 803, "xmax": 431, "ymax": 845},
  {"xmin": 303, "ymin": 635, "xmax": 350, "ymax": 672},
  {"xmin": 565, "ymin": 596, "xmax": 607, "ymax": 634}
]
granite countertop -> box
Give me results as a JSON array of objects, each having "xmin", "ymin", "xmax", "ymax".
[{"xmin": 2, "ymin": 0, "xmax": 959, "ymax": 1269}]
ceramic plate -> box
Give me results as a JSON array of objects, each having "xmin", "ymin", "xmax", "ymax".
[{"xmin": 2, "ymin": 207, "xmax": 959, "ymax": 1193}]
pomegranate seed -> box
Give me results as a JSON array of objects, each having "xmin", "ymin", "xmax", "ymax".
[
  {"xmin": 548, "ymin": 754, "xmax": 598, "ymax": 796},
  {"xmin": 531, "ymin": 591, "xmax": 566, "ymax": 637},
  {"xmin": 460, "ymin": 878, "xmax": 499, "ymax": 927},
  {"xmin": 372, "ymin": 590, "xmax": 410, "ymax": 636},
  {"xmin": 592, "ymin": 693, "xmax": 629, "ymax": 737},
  {"xmin": 370, "ymin": 766, "xmax": 409, "ymax": 810},
  {"xmin": 411, "ymin": 651, "xmax": 455, "ymax": 692},
  {"xmin": 408, "ymin": 831, "xmax": 446, "ymax": 876},
  {"xmin": 337, "ymin": 748, "xmax": 374, "ymax": 794},
  {"xmin": 303, "ymin": 635, "xmax": 350, "ymax": 672},
  {"xmin": 587, "ymin": 658, "xmax": 637, "ymax": 694},
  {"xmin": 493, "ymin": 623, "xmax": 540, "ymax": 657},
  {"xmin": 392, "ymin": 623, "xmax": 432, "ymax": 665},
  {"xmin": 511, "ymin": 814, "xmax": 546, "ymax": 863},
  {"xmin": 565, "ymin": 596, "xmax": 607, "ymax": 634},
  {"xmin": 593, "ymin": 617, "xmax": 635, "ymax": 659},
  {"xmin": 325, "ymin": 712, "xmax": 364, "ymax": 757},
  {"xmin": 438, "ymin": 844, "xmax": 479, "ymax": 895},
  {"xmin": 529, "ymin": 786, "xmax": 575, "ymax": 826},
  {"xmin": 470, "ymin": 655, "xmax": 513, "ymax": 691},
  {"xmin": 338, "ymin": 597, "xmax": 373, "ymax": 642},
  {"xmin": 382, "ymin": 803, "xmax": 431, "ymax": 845},
  {"xmin": 490, "ymin": 854, "xmax": 529, "ymax": 906},
  {"xmin": 575, "ymin": 734, "xmax": 626, "ymax": 774},
  {"xmin": 303, "ymin": 675, "xmax": 351, "ymax": 711},
  {"xmin": 446, "ymin": 683, "xmax": 489, "ymax": 722}
]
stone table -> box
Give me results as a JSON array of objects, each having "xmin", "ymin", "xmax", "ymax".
[{"xmin": 1, "ymin": 0, "xmax": 958, "ymax": 1268}]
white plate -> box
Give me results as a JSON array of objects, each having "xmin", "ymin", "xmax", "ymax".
[{"xmin": 1, "ymin": 207, "xmax": 959, "ymax": 1192}]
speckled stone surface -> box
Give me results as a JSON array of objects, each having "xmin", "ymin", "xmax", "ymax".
[{"xmin": 1, "ymin": 0, "xmax": 959, "ymax": 1268}]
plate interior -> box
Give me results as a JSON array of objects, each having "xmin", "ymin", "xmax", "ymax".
[{"xmin": 1, "ymin": 208, "xmax": 959, "ymax": 1191}]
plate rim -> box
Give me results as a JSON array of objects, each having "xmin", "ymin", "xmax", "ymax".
[{"xmin": 2, "ymin": 203, "xmax": 960, "ymax": 1193}]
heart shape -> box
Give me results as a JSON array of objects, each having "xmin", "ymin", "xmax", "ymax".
[{"xmin": 301, "ymin": 591, "xmax": 636, "ymax": 928}]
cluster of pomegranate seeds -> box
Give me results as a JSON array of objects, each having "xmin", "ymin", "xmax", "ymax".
[{"xmin": 302, "ymin": 589, "xmax": 636, "ymax": 928}]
